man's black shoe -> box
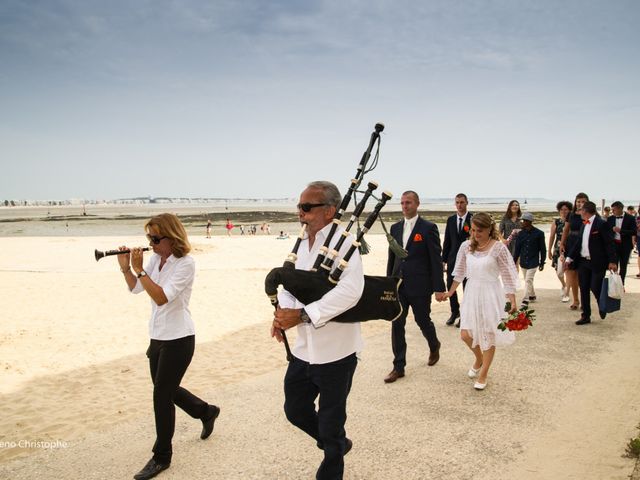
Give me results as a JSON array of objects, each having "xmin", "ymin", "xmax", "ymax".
[
  {"xmin": 446, "ymin": 312, "xmax": 460, "ymax": 326},
  {"xmin": 599, "ymin": 310, "xmax": 607, "ymax": 320},
  {"xmin": 344, "ymin": 438, "xmax": 353, "ymax": 455},
  {"xmin": 201, "ymin": 405, "xmax": 220, "ymax": 440},
  {"xmin": 133, "ymin": 458, "xmax": 170, "ymax": 480},
  {"xmin": 575, "ymin": 317, "xmax": 591, "ymax": 326}
]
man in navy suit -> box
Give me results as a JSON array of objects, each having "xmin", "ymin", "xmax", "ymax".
[
  {"xmin": 384, "ymin": 191, "xmax": 446, "ymax": 383},
  {"xmin": 442, "ymin": 193, "xmax": 472, "ymax": 327},
  {"xmin": 565, "ymin": 201, "xmax": 617, "ymax": 325},
  {"xmin": 607, "ymin": 201, "xmax": 636, "ymax": 284}
]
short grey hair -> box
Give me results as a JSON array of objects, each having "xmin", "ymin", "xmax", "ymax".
[
  {"xmin": 402, "ymin": 190, "xmax": 420, "ymax": 202},
  {"xmin": 307, "ymin": 181, "xmax": 342, "ymax": 207}
]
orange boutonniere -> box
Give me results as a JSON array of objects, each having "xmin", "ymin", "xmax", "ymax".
[
  {"xmin": 463, "ymin": 225, "xmax": 470, "ymax": 232},
  {"xmin": 413, "ymin": 233, "xmax": 423, "ymax": 242}
]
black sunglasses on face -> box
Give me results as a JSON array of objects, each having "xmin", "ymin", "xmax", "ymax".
[
  {"xmin": 146, "ymin": 234, "xmax": 168, "ymax": 245},
  {"xmin": 296, "ymin": 203, "xmax": 327, "ymax": 213}
]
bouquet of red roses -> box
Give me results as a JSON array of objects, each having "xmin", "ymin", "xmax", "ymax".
[{"xmin": 498, "ymin": 302, "xmax": 535, "ymax": 332}]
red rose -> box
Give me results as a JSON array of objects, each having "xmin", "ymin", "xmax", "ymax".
[
  {"xmin": 413, "ymin": 233, "xmax": 423, "ymax": 242},
  {"xmin": 463, "ymin": 225, "xmax": 470, "ymax": 232}
]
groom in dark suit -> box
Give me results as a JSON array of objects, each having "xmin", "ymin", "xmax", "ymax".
[
  {"xmin": 442, "ymin": 193, "xmax": 473, "ymax": 327},
  {"xmin": 384, "ymin": 191, "xmax": 446, "ymax": 383},
  {"xmin": 565, "ymin": 201, "xmax": 617, "ymax": 325}
]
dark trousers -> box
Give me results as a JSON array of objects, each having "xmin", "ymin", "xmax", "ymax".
[
  {"xmin": 446, "ymin": 271, "xmax": 467, "ymax": 315},
  {"xmin": 284, "ymin": 353, "xmax": 357, "ymax": 480},
  {"xmin": 391, "ymin": 289, "xmax": 439, "ymax": 372},
  {"xmin": 147, "ymin": 335, "xmax": 208, "ymax": 464},
  {"xmin": 578, "ymin": 260, "xmax": 606, "ymax": 319},
  {"xmin": 614, "ymin": 243, "xmax": 632, "ymax": 284}
]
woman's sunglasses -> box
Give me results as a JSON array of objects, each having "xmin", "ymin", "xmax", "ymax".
[
  {"xmin": 296, "ymin": 203, "xmax": 327, "ymax": 213},
  {"xmin": 146, "ymin": 234, "xmax": 168, "ymax": 245}
]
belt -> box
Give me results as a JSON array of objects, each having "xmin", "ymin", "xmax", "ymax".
[
  {"xmin": 583, "ymin": 256, "xmax": 591, "ymax": 261},
  {"xmin": 614, "ymin": 239, "xmax": 622, "ymax": 244}
]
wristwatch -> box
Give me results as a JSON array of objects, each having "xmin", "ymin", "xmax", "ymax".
[
  {"xmin": 137, "ymin": 270, "xmax": 147, "ymax": 279},
  {"xmin": 300, "ymin": 309, "xmax": 311, "ymax": 324}
]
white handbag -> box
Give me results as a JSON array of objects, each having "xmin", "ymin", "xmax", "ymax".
[
  {"xmin": 556, "ymin": 259, "xmax": 564, "ymax": 277},
  {"xmin": 607, "ymin": 270, "xmax": 623, "ymax": 300}
]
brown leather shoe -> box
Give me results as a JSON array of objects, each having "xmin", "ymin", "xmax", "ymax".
[
  {"xmin": 428, "ymin": 343, "xmax": 441, "ymax": 366},
  {"xmin": 384, "ymin": 370, "xmax": 405, "ymax": 383}
]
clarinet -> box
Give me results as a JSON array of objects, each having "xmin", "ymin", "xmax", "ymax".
[
  {"xmin": 329, "ymin": 191, "xmax": 392, "ymax": 284},
  {"xmin": 311, "ymin": 123, "xmax": 384, "ymax": 271},
  {"xmin": 318, "ymin": 181, "xmax": 378, "ymax": 274}
]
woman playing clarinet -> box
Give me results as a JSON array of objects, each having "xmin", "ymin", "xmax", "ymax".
[{"xmin": 118, "ymin": 213, "xmax": 220, "ymax": 480}]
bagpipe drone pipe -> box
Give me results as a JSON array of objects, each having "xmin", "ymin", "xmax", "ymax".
[{"xmin": 265, "ymin": 123, "xmax": 404, "ymax": 344}]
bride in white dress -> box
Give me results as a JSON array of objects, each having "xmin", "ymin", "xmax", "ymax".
[{"xmin": 441, "ymin": 212, "xmax": 519, "ymax": 390}]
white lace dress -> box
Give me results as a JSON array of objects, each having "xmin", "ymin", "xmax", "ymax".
[{"xmin": 452, "ymin": 240, "xmax": 519, "ymax": 350}]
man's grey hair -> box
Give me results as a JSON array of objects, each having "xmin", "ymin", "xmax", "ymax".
[{"xmin": 307, "ymin": 181, "xmax": 342, "ymax": 207}]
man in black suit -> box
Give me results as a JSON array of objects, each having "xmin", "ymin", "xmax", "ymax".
[
  {"xmin": 384, "ymin": 191, "xmax": 446, "ymax": 383},
  {"xmin": 607, "ymin": 201, "xmax": 635, "ymax": 284},
  {"xmin": 565, "ymin": 201, "xmax": 617, "ymax": 325},
  {"xmin": 442, "ymin": 193, "xmax": 472, "ymax": 327}
]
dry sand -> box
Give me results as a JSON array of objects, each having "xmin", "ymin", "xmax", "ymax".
[{"xmin": 0, "ymin": 233, "xmax": 639, "ymax": 479}]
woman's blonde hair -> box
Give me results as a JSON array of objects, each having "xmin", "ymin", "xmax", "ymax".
[
  {"xmin": 469, "ymin": 212, "xmax": 501, "ymax": 253},
  {"xmin": 145, "ymin": 213, "xmax": 191, "ymax": 258}
]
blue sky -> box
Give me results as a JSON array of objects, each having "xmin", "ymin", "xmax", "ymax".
[{"xmin": 1, "ymin": 0, "xmax": 638, "ymax": 202}]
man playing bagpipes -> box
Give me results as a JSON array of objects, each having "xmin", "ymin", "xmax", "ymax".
[{"xmin": 271, "ymin": 181, "xmax": 363, "ymax": 480}]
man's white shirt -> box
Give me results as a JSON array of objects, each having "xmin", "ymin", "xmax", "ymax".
[{"xmin": 277, "ymin": 222, "xmax": 365, "ymax": 364}]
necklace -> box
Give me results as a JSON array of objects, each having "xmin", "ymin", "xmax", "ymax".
[{"xmin": 477, "ymin": 240, "xmax": 491, "ymax": 250}]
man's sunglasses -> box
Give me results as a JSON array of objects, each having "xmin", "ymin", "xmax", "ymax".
[
  {"xmin": 296, "ymin": 203, "xmax": 327, "ymax": 213},
  {"xmin": 146, "ymin": 234, "xmax": 168, "ymax": 245}
]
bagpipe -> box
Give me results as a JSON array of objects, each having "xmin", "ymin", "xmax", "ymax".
[{"xmin": 265, "ymin": 123, "xmax": 404, "ymax": 360}]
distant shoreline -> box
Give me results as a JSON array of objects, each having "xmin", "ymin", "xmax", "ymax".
[{"xmin": 0, "ymin": 206, "xmax": 563, "ymax": 238}]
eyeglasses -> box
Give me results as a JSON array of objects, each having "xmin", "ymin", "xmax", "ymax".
[
  {"xmin": 296, "ymin": 203, "xmax": 327, "ymax": 213},
  {"xmin": 146, "ymin": 234, "xmax": 168, "ymax": 245}
]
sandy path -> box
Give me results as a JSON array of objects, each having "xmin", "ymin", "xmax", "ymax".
[{"xmin": 1, "ymin": 235, "xmax": 639, "ymax": 478}]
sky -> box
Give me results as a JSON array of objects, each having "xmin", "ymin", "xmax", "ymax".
[{"xmin": 1, "ymin": 0, "xmax": 639, "ymax": 202}]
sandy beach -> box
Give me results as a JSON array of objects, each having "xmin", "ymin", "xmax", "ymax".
[{"xmin": 1, "ymin": 232, "xmax": 639, "ymax": 479}]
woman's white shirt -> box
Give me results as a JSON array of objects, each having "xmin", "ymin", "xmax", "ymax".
[{"xmin": 131, "ymin": 254, "xmax": 196, "ymax": 340}]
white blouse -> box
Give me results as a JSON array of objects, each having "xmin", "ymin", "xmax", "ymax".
[{"xmin": 131, "ymin": 254, "xmax": 196, "ymax": 341}]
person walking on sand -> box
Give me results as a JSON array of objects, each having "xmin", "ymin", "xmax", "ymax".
[
  {"xmin": 439, "ymin": 213, "xmax": 518, "ymax": 391},
  {"xmin": 559, "ymin": 192, "xmax": 590, "ymax": 311},
  {"xmin": 442, "ymin": 193, "xmax": 473, "ymax": 328},
  {"xmin": 383, "ymin": 190, "xmax": 445, "ymax": 384},
  {"xmin": 118, "ymin": 213, "xmax": 220, "ymax": 480},
  {"xmin": 548, "ymin": 201, "xmax": 572, "ymax": 302},
  {"xmin": 607, "ymin": 201, "xmax": 636, "ymax": 285},
  {"xmin": 225, "ymin": 218, "xmax": 234, "ymax": 236},
  {"xmin": 206, "ymin": 219, "xmax": 212, "ymax": 239},
  {"xmin": 271, "ymin": 181, "xmax": 364, "ymax": 480},
  {"xmin": 564, "ymin": 201, "xmax": 618, "ymax": 325},
  {"xmin": 514, "ymin": 212, "xmax": 546, "ymax": 307},
  {"xmin": 498, "ymin": 200, "xmax": 522, "ymax": 259}
]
